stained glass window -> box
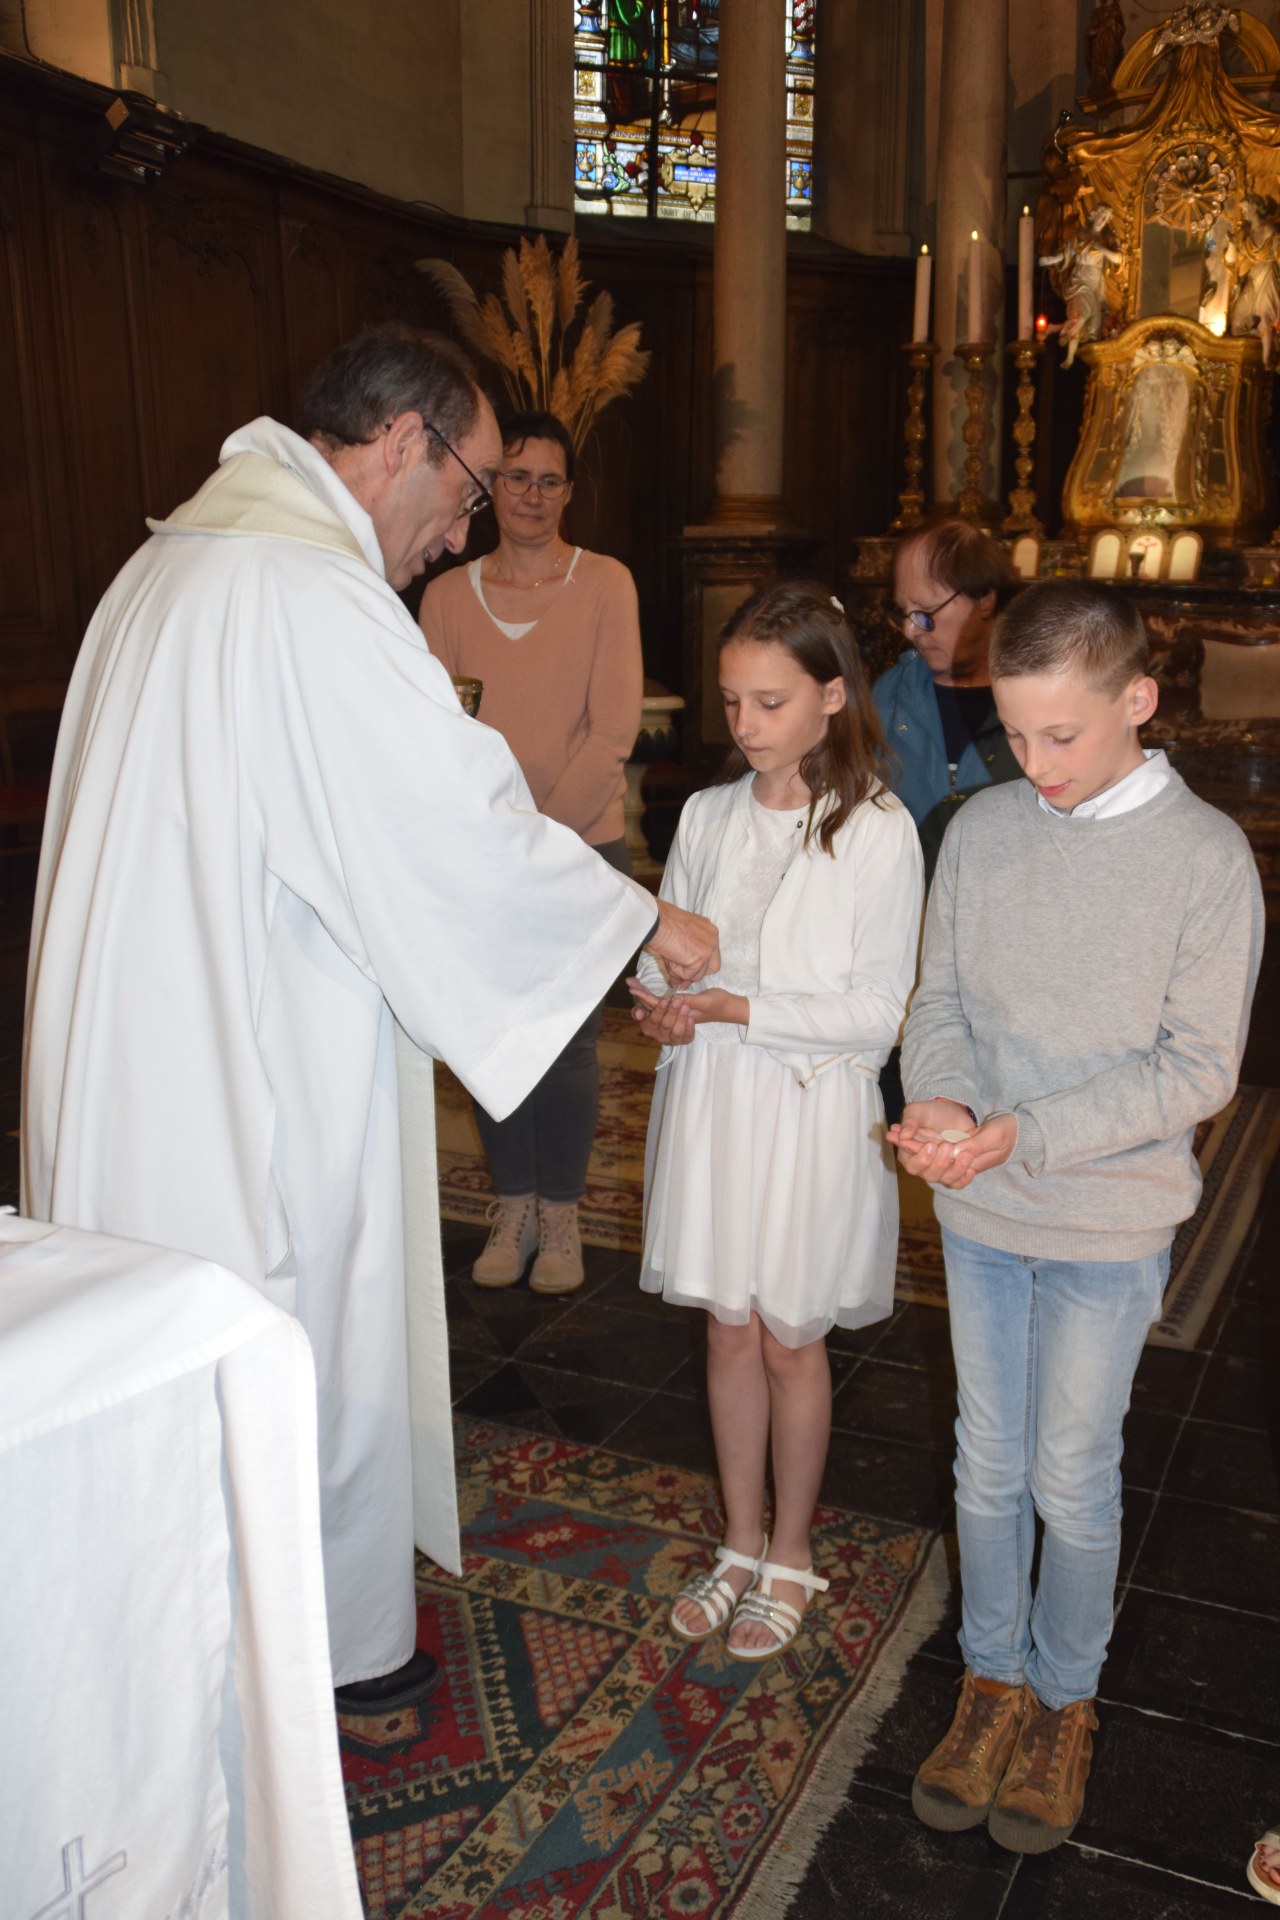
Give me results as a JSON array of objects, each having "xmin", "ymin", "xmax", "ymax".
[{"xmin": 573, "ymin": 1, "xmax": 815, "ymax": 228}]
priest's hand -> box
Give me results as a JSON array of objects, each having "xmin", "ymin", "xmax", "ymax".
[{"xmin": 645, "ymin": 900, "xmax": 720, "ymax": 987}]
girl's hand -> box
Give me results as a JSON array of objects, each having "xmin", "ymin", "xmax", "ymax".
[
  {"xmin": 627, "ymin": 978, "xmax": 697, "ymax": 1046},
  {"xmin": 626, "ymin": 980, "xmax": 750, "ymax": 1044}
]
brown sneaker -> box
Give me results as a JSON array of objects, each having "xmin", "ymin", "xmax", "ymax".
[
  {"xmin": 988, "ymin": 1692, "xmax": 1098, "ymax": 1854},
  {"xmin": 472, "ymin": 1194, "xmax": 538, "ymax": 1288},
  {"xmin": 529, "ymin": 1200, "xmax": 585, "ymax": 1295},
  {"xmin": 912, "ymin": 1669, "xmax": 1027, "ymax": 1831}
]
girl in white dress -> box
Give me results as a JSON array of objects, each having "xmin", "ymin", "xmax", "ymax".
[{"xmin": 630, "ymin": 582, "xmax": 924, "ymax": 1659}]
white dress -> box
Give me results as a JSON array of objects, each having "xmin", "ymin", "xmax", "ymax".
[{"xmin": 640, "ymin": 793, "xmax": 901, "ymax": 1347}]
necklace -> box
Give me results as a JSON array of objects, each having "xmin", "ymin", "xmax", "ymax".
[{"xmin": 487, "ymin": 546, "xmax": 569, "ymax": 591}]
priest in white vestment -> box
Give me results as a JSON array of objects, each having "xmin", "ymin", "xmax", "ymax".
[{"xmin": 22, "ymin": 326, "xmax": 717, "ymax": 1705}]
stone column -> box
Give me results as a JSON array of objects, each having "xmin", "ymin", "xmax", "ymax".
[
  {"xmin": 710, "ymin": 0, "xmax": 787, "ymax": 522},
  {"xmin": 681, "ymin": 0, "xmax": 815, "ymax": 777},
  {"xmin": 525, "ymin": 0, "xmax": 574, "ymax": 232},
  {"xmin": 931, "ymin": 0, "xmax": 1007, "ymax": 513}
]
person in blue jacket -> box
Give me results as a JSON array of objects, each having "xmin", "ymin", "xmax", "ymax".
[{"xmin": 874, "ymin": 520, "xmax": 1021, "ymax": 882}]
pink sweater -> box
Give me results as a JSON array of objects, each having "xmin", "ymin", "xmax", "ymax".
[{"xmin": 420, "ymin": 548, "xmax": 643, "ymax": 847}]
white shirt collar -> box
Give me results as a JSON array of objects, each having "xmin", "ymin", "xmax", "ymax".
[{"xmin": 1037, "ymin": 747, "xmax": 1172, "ymax": 822}]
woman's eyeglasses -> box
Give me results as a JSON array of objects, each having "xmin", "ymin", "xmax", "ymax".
[
  {"xmin": 886, "ymin": 588, "xmax": 962, "ymax": 635},
  {"xmin": 497, "ymin": 470, "xmax": 570, "ymax": 501}
]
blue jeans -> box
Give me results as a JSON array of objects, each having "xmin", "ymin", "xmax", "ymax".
[{"xmin": 941, "ymin": 1226, "xmax": 1170, "ymax": 1709}]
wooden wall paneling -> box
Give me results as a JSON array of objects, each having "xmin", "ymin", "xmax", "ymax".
[
  {"xmin": 0, "ymin": 138, "xmax": 65, "ymax": 675},
  {"xmin": 140, "ymin": 181, "xmax": 282, "ymax": 515},
  {"xmin": 278, "ymin": 211, "xmax": 350, "ymax": 423},
  {"xmin": 47, "ymin": 180, "xmax": 152, "ymax": 633}
]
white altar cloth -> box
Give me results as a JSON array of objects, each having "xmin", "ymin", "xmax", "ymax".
[{"xmin": 0, "ymin": 1216, "xmax": 362, "ymax": 1919}]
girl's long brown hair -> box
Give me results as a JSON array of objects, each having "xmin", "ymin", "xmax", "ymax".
[{"xmin": 715, "ymin": 580, "xmax": 892, "ymax": 856}]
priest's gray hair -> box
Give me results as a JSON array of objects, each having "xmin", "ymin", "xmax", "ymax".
[{"xmin": 298, "ymin": 323, "xmax": 482, "ymax": 461}]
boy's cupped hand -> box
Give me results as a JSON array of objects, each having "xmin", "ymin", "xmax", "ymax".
[{"xmin": 888, "ymin": 1101, "xmax": 1017, "ymax": 1188}]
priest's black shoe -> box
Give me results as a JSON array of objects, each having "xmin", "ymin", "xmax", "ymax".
[{"xmin": 334, "ymin": 1649, "xmax": 443, "ymax": 1713}]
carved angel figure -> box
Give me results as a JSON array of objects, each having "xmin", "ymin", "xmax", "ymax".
[
  {"xmin": 1153, "ymin": 4, "xmax": 1240, "ymax": 56},
  {"xmin": 1228, "ymin": 194, "xmax": 1280, "ymax": 366},
  {"xmin": 1039, "ymin": 205, "xmax": 1123, "ymax": 367},
  {"xmin": 1085, "ymin": 0, "xmax": 1126, "ymax": 93}
]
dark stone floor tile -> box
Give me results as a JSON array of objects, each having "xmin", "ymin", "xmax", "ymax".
[
  {"xmin": 822, "ymin": 1428, "xmax": 954, "ymax": 1529},
  {"xmin": 826, "ymin": 1303, "xmax": 903, "ymax": 1357},
  {"xmin": 608, "ymin": 1389, "xmax": 719, "ymax": 1477},
  {"xmin": 869, "ymin": 1305, "xmax": 958, "ymax": 1376},
  {"xmin": 443, "ymin": 1276, "xmax": 577, "ymax": 1358},
  {"xmin": 1128, "ymin": 1346, "xmax": 1207, "ymax": 1418},
  {"xmin": 1000, "ymin": 1847, "xmax": 1263, "ymax": 1918},
  {"xmin": 585, "ymin": 1267, "xmax": 701, "ymax": 1323},
  {"xmin": 1078, "ymin": 1701, "xmax": 1280, "ymax": 1888},
  {"xmin": 1106, "ymin": 1588, "xmax": 1280, "ymax": 1742},
  {"xmin": 851, "ymin": 1646, "xmax": 970, "ymax": 1799},
  {"xmin": 1129, "ymin": 1495, "xmax": 1280, "ymax": 1613},
  {"xmin": 1211, "ymin": 1295, "xmax": 1268, "ymax": 1360},
  {"xmin": 439, "ymin": 1221, "xmax": 487, "ymax": 1279},
  {"xmin": 787, "ymin": 1781, "xmax": 1017, "ymax": 1919},
  {"xmin": 1118, "ymin": 1487, "xmax": 1155, "ymax": 1584},
  {"xmin": 1120, "ymin": 1406, "xmax": 1183, "ymax": 1492},
  {"xmin": 516, "ymin": 1300, "xmax": 697, "ymax": 1388},
  {"xmin": 453, "ymin": 1359, "xmax": 649, "ymax": 1445},
  {"xmin": 1194, "ymin": 1352, "xmax": 1270, "ymax": 1432},
  {"xmin": 446, "ymin": 1349, "xmax": 502, "ymax": 1403},
  {"xmin": 832, "ymin": 1356, "xmax": 957, "ymax": 1457},
  {"xmin": 1164, "ymin": 1419, "xmax": 1279, "ymax": 1515}
]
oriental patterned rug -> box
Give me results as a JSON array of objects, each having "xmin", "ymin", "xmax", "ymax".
[
  {"xmin": 435, "ymin": 1012, "xmax": 1280, "ymax": 1352},
  {"xmin": 339, "ymin": 1416, "xmax": 947, "ymax": 1920}
]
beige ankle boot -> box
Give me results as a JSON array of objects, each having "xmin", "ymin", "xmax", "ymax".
[
  {"xmin": 472, "ymin": 1193, "xmax": 538, "ymax": 1288},
  {"xmin": 529, "ymin": 1199, "xmax": 584, "ymax": 1295}
]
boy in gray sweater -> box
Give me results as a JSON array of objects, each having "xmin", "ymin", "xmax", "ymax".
[{"xmin": 891, "ymin": 581, "xmax": 1263, "ymax": 1855}]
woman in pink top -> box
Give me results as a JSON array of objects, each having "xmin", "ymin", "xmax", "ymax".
[{"xmin": 419, "ymin": 410, "xmax": 643, "ymax": 1295}]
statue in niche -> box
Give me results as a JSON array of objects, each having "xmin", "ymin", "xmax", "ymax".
[
  {"xmin": 1227, "ymin": 193, "xmax": 1280, "ymax": 366},
  {"xmin": 1085, "ymin": 0, "xmax": 1127, "ymax": 93},
  {"xmin": 1116, "ymin": 345, "xmax": 1195, "ymax": 501},
  {"xmin": 1040, "ymin": 204, "xmax": 1123, "ymax": 366}
]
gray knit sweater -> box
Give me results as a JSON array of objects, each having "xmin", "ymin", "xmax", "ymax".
[{"xmin": 901, "ymin": 770, "xmax": 1264, "ymax": 1259}]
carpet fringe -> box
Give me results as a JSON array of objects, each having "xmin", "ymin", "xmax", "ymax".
[{"xmin": 732, "ymin": 1532, "xmax": 952, "ymax": 1920}]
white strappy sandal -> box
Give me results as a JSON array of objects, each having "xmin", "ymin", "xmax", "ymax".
[
  {"xmin": 670, "ymin": 1534, "xmax": 769, "ymax": 1643},
  {"xmin": 726, "ymin": 1558, "xmax": 829, "ymax": 1661}
]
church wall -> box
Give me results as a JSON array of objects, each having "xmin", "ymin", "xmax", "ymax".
[{"xmin": 0, "ymin": 53, "xmax": 911, "ymax": 700}]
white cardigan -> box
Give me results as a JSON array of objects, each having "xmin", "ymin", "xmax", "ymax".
[{"xmin": 638, "ymin": 775, "xmax": 925, "ymax": 1088}]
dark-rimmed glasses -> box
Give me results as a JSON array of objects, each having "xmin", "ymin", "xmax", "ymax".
[
  {"xmin": 385, "ymin": 416, "xmax": 493, "ymax": 519},
  {"xmin": 886, "ymin": 588, "xmax": 962, "ymax": 635},
  {"xmin": 422, "ymin": 419, "xmax": 493, "ymax": 518},
  {"xmin": 497, "ymin": 468, "xmax": 570, "ymax": 501}
]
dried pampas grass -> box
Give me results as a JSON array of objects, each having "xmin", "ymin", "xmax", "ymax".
[{"xmin": 417, "ymin": 233, "xmax": 649, "ymax": 450}]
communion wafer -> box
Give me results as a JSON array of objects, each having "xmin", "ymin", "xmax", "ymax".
[{"xmin": 939, "ymin": 1128, "xmax": 975, "ymax": 1143}]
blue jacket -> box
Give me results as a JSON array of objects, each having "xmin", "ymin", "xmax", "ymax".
[{"xmin": 872, "ymin": 647, "xmax": 1022, "ymax": 878}]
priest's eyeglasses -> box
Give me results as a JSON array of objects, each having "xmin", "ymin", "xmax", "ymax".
[
  {"xmin": 887, "ymin": 589, "xmax": 961, "ymax": 635},
  {"xmin": 497, "ymin": 469, "xmax": 570, "ymax": 501},
  {"xmin": 387, "ymin": 416, "xmax": 492, "ymax": 518}
]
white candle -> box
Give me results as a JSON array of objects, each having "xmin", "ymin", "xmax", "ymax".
[
  {"xmin": 1018, "ymin": 204, "xmax": 1035, "ymax": 341},
  {"xmin": 912, "ymin": 244, "xmax": 932, "ymax": 344},
  {"xmin": 967, "ymin": 228, "xmax": 983, "ymax": 343}
]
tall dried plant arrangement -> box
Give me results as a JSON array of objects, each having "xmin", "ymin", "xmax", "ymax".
[{"xmin": 416, "ymin": 234, "xmax": 650, "ymax": 452}]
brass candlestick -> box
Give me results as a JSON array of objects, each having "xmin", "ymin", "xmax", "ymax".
[
  {"xmin": 954, "ymin": 339, "xmax": 996, "ymax": 522},
  {"xmin": 1002, "ymin": 339, "xmax": 1045, "ymax": 535},
  {"xmin": 890, "ymin": 341, "xmax": 938, "ymax": 532}
]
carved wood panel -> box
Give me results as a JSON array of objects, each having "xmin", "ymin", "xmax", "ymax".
[
  {"xmin": 0, "ymin": 144, "xmax": 57, "ymax": 661},
  {"xmin": 141, "ymin": 190, "xmax": 278, "ymax": 511},
  {"xmin": 48, "ymin": 185, "xmax": 150, "ymax": 633}
]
